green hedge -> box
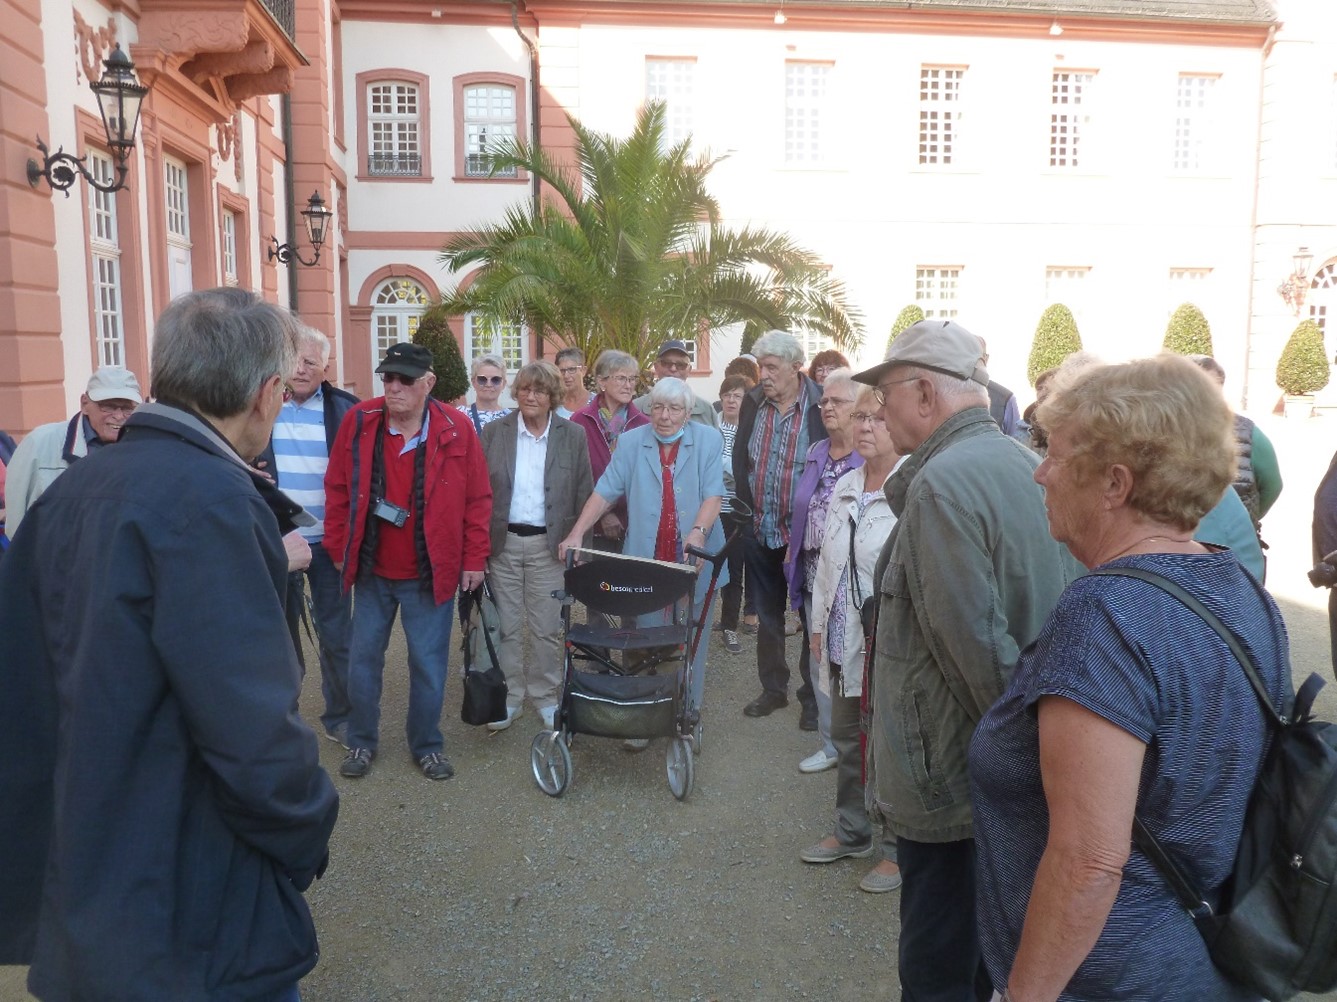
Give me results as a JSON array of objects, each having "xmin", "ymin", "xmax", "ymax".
[
  {"xmin": 886, "ymin": 304, "xmax": 925, "ymax": 354},
  {"xmin": 1275, "ymin": 318, "xmax": 1330, "ymax": 396},
  {"xmin": 1163, "ymin": 303, "xmax": 1213, "ymax": 356},
  {"xmin": 1027, "ymin": 304, "xmax": 1083, "ymax": 386},
  {"xmin": 413, "ymin": 305, "xmax": 470, "ymax": 402}
]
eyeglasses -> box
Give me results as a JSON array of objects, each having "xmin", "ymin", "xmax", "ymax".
[
  {"xmin": 474, "ymin": 374, "xmax": 504, "ymax": 387},
  {"xmin": 95, "ymin": 401, "xmax": 136, "ymax": 415},
  {"xmin": 516, "ymin": 385, "xmax": 550, "ymax": 397},
  {"xmin": 852, "ymin": 411, "xmax": 885, "ymax": 426},
  {"xmin": 872, "ymin": 376, "xmax": 922, "ymax": 406},
  {"xmin": 814, "ymin": 365, "xmax": 838, "ymax": 378},
  {"xmin": 383, "ymin": 372, "xmax": 420, "ymax": 387},
  {"xmin": 601, "ymin": 373, "xmax": 637, "ymax": 386},
  {"xmin": 558, "ymin": 365, "xmax": 583, "ymax": 376},
  {"xmin": 818, "ymin": 396, "xmax": 854, "ymax": 409},
  {"xmin": 650, "ymin": 403, "xmax": 687, "ymax": 415}
]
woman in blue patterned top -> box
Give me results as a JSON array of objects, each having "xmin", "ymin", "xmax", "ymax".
[{"xmin": 969, "ymin": 354, "xmax": 1290, "ymax": 1002}]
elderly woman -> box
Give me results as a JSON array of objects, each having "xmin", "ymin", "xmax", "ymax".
[
  {"xmin": 461, "ymin": 353, "xmax": 512, "ymax": 434},
  {"xmin": 801, "ymin": 384, "xmax": 902, "ymax": 894},
  {"xmin": 480, "ymin": 361, "xmax": 592, "ymax": 732},
  {"xmin": 569, "ymin": 349, "xmax": 649, "ymax": 551},
  {"xmin": 784, "ymin": 367, "xmax": 863, "ymax": 769},
  {"xmin": 808, "ymin": 349, "xmax": 850, "ymax": 386},
  {"xmin": 559, "ymin": 377, "xmax": 727, "ymax": 719},
  {"xmin": 717, "ymin": 373, "xmax": 753, "ymax": 655},
  {"xmin": 969, "ymin": 354, "xmax": 1290, "ymax": 1002}
]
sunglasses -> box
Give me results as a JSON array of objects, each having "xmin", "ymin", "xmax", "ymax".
[
  {"xmin": 475, "ymin": 375, "xmax": 504, "ymax": 387},
  {"xmin": 382, "ymin": 372, "xmax": 420, "ymax": 387}
]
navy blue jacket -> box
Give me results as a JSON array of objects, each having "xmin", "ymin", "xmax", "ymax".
[{"xmin": 0, "ymin": 403, "xmax": 338, "ymax": 1001}]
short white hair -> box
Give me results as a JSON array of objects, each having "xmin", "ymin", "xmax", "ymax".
[
  {"xmin": 752, "ymin": 330, "xmax": 804, "ymax": 367},
  {"xmin": 470, "ymin": 353, "xmax": 506, "ymax": 378},
  {"xmin": 295, "ymin": 323, "xmax": 330, "ymax": 362},
  {"xmin": 648, "ymin": 376, "xmax": 695, "ymax": 412},
  {"xmin": 909, "ymin": 366, "xmax": 988, "ymax": 407}
]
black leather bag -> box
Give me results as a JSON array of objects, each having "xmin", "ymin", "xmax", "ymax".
[{"xmin": 459, "ymin": 582, "xmax": 508, "ymax": 726}]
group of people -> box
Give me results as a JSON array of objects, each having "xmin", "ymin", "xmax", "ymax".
[{"xmin": 0, "ymin": 283, "xmax": 1304, "ymax": 1002}]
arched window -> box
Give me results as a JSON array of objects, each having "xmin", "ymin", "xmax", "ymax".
[
  {"xmin": 464, "ymin": 312, "xmax": 527, "ymax": 374},
  {"xmin": 1310, "ymin": 262, "xmax": 1337, "ymax": 343},
  {"xmin": 371, "ymin": 278, "xmax": 429, "ymax": 393}
]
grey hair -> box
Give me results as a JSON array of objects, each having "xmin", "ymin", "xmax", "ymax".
[
  {"xmin": 593, "ymin": 349, "xmax": 639, "ymax": 378},
  {"xmin": 294, "ymin": 322, "xmax": 331, "ymax": 362},
  {"xmin": 751, "ymin": 330, "xmax": 805, "ymax": 367},
  {"xmin": 470, "ymin": 353, "xmax": 506, "ymax": 378},
  {"xmin": 554, "ymin": 346, "xmax": 586, "ymax": 366},
  {"xmin": 820, "ymin": 367, "xmax": 856, "ymax": 398},
  {"xmin": 648, "ymin": 376, "xmax": 695, "ymax": 412},
  {"xmin": 151, "ymin": 288, "xmax": 296, "ymax": 418},
  {"xmin": 906, "ymin": 366, "xmax": 989, "ymax": 408}
]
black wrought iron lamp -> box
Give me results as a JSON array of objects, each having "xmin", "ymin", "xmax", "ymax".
[
  {"xmin": 1278, "ymin": 246, "xmax": 1314, "ymax": 316},
  {"xmin": 28, "ymin": 44, "xmax": 148, "ymax": 196},
  {"xmin": 268, "ymin": 190, "xmax": 333, "ymax": 267}
]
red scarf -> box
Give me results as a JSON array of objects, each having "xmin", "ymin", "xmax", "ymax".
[{"xmin": 654, "ymin": 440, "xmax": 681, "ymax": 562}]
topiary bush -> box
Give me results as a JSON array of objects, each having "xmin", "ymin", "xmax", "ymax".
[
  {"xmin": 1275, "ymin": 318, "xmax": 1330, "ymax": 396},
  {"xmin": 1163, "ymin": 303, "xmax": 1214, "ymax": 356},
  {"xmin": 1027, "ymin": 304, "xmax": 1083, "ymax": 386},
  {"xmin": 887, "ymin": 304, "xmax": 925, "ymax": 354},
  {"xmin": 413, "ymin": 304, "xmax": 470, "ymax": 402}
]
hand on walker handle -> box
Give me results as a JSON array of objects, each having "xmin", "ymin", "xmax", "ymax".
[{"xmin": 557, "ymin": 535, "xmax": 581, "ymax": 562}]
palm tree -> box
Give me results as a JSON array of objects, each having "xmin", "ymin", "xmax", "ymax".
[{"xmin": 439, "ymin": 102, "xmax": 863, "ymax": 369}]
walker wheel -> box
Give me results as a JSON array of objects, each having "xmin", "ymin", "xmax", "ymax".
[
  {"xmin": 666, "ymin": 736, "xmax": 694, "ymax": 801},
  {"xmin": 531, "ymin": 731, "xmax": 572, "ymax": 797}
]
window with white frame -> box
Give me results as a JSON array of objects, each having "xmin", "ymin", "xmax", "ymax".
[
  {"xmin": 785, "ymin": 62, "xmax": 832, "ymax": 166},
  {"xmin": 915, "ymin": 267, "xmax": 960, "ymax": 319},
  {"xmin": 221, "ymin": 211, "xmax": 238, "ymax": 286},
  {"xmin": 464, "ymin": 312, "xmax": 527, "ymax": 374},
  {"xmin": 371, "ymin": 279, "xmax": 429, "ymax": 392},
  {"xmin": 645, "ymin": 58, "xmax": 696, "ymax": 150},
  {"xmin": 1051, "ymin": 72, "xmax": 1094, "ymax": 169},
  {"xmin": 919, "ymin": 67, "xmax": 963, "ymax": 166},
  {"xmin": 1309, "ymin": 262, "xmax": 1337, "ymax": 342},
  {"xmin": 1174, "ymin": 74, "xmax": 1218, "ymax": 172},
  {"xmin": 1045, "ymin": 267, "xmax": 1089, "ymax": 325},
  {"xmin": 164, "ymin": 156, "xmax": 192, "ymax": 300},
  {"xmin": 88, "ymin": 150, "xmax": 125, "ymax": 367},
  {"xmin": 463, "ymin": 84, "xmax": 517, "ymax": 178},
  {"xmin": 368, "ymin": 82, "xmax": 422, "ymax": 176},
  {"xmin": 798, "ymin": 330, "xmax": 832, "ymax": 365},
  {"xmin": 1168, "ymin": 267, "xmax": 1211, "ymax": 310}
]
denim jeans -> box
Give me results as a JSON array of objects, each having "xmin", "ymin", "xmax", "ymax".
[
  {"xmin": 744, "ymin": 536, "xmax": 790, "ymax": 696},
  {"xmin": 346, "ymin": 575, "xmax": 455, "ymax": 759},
  {"xmin": 285, "ymin": 546, "xmax": 353, "ymax": 736},
  {"xmin": 896, "ymin": 836, "xmax": 992, "ymax": 1002}
]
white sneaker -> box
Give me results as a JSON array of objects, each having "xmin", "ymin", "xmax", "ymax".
[
  {"xmin": 538, "ymin": 704, "xmax": 557, "ymax": 730},
  {"xmin": 487, "ymin": 705, "xmax": 522, "ymax": 732},
  {"xmin": 799, "ymin": 749, "xmax": 838, "ymax": 774}
]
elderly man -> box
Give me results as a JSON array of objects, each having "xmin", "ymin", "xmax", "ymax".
[
  {"xmin": 732, "ymin": 330, "xmax": 827, "ymax": 720},
  {"xmin": 553, "ymin": 346, "xmax": 594, "ymax": 418},
  {"xmin": 634, "ymin": 339, "xmax": 720, "ymax": 429},
  {"xmin": 0, "ymin": 288, "xmax": 339, "ymax": 1000},
  {"xmin": 5, "ymin": 366, "xmax": 142, "ymax": 535},
  {"xmin": 258, "ymin": 324, "xmax": 360, "ymax": 746},
  {"xmin": 856, "ymin": 320, "xmax": 1080, "ymax": 1002},
  {"xmin": 324, "ymin": 342, "xmax": 492, "ymax": 782}
]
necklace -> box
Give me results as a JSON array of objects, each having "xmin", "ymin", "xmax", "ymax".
[{"xmin": 1103, "ymin": 534, "xmax": 1193, "ymax": 562}]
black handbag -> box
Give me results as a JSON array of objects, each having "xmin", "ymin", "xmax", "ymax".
[{"xmin": 459, "ymin": 581, "xmax": 508, "ymax": 726}]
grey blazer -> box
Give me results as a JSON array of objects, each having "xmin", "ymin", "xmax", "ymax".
[{"xmin": 480, "ymin": 410, "xmax": 593, "ymax": 560}]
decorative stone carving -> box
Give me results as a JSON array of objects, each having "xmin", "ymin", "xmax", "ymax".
[
  {"xmin": 73, "ymin": 10, "xmax": 117, "ymax": 85},
  {"xmin": 226, "ymin": 66, "xmax": 292, "ymax": 103},
  {"xmin": 216, "ymin": 112, "xmax": 244, "ymax": 182},
  {"xmin": 188, "ymin": 39, "xmax": 274, "ymax": 83},
  {"xmin": 136, "ymin": 11, "xmax": 248, "ymax": 59}
]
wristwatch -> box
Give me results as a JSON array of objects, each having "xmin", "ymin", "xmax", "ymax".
[{"xmin": 691, "ymin": 525, "xmax": 707, "ymax": 535}]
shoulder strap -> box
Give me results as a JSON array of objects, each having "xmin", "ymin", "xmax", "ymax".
[{"xmin": 848, "ymin": 513, "xmax": 866, "ymax": 610}]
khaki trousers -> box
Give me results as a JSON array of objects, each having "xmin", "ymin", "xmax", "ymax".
[{"xmin": 488, "ymin": 531, "xmax": 564, "ymax": 712}]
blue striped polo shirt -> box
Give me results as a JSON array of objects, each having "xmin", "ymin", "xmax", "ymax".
[{"xmin": 272, "ymin": 389, "xmax": 329, "ymax": 541}]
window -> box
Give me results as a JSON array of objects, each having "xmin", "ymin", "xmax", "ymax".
[
  {"xmin": 646, "ymin": 58, "xmax": 696, "ymax": 149},
  {"xmin": 464, "ymin": 312, "xmax": 527, "ymax": 374},
  {"xmin": 798, "ymin": 330, "xmax": 832, "ymax": 366},
  {"xmin": 88, "ymin": 150, "xmax": 124, "ymax": 367},
  {"xmin": 915, "ymin": 267, "xmax": 960, "ymax": 319},
  {"xmin": 1050, "ymin": 72, "xmax": 1094, "ymax": 169},
  {"xmin": 221, "ymin": 211, "xmax": 238, "ymax": 286},
  {"xmin": 1168, "ymin": 267, "xmax": 1211, "ymax": 312},
  {"xmin": 368, "ymin": 82, "xmax": 422, "ymax": 176},
  {"xmin": 1174, "ymin": 74, "xmax": 1218, "ymax": 172},
  {"xmin": 163, "ymin": 155, "xmax": 192, "ymax": 299},
  {"xmin": 785, "ymin": 62, "xmax": 832, "ymax": 166},
  {"xmin": 463, "ymin": 84, "xmax": 517, "ymax": 178},
  {"xmin": 919, "ymin": 67, "xmax": 963, "ymax": 166},
  {"xmin": 371, "ymin": 279, "xmax": 429, "ymax": 392},
  {"xmin": 1309, "ymin": 262, "xmax": 1337, "ymax": 341}
]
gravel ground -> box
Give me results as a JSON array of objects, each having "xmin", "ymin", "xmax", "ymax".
[{"xmin": 5, "ymin": 413, "xmax": 1337, "ymax": 1001}]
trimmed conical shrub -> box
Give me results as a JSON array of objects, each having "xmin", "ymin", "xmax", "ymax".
[
  {"xmin": 1275, "ymin": 318, "xmax": 1330, "ymax": 396},
  {"xmin": 1027, "ymin": 304, "xmax": 1083, "ymax": 386},
  {"xmin": 413, "ymin": 305, "xmax": 470, "ymax": 402},
  {"xmin": 887, "ymin": 304, "xmax": 925, "ymax": 354},
  {"xmin": 1163, "ymin": 303, "xmax": 1214, "ymax": 356}
]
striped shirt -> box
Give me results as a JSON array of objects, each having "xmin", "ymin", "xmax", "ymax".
[
  {"xmin": 272, "ymin": 389, "xmax": 329, "ymax": 541},
  {"xmin": 749, "ymin": 384, "xmax": 814, "ymax": 549},
  {"xmin": 719, "ymin": 421, "xmax": 738, "ymax": 514}
]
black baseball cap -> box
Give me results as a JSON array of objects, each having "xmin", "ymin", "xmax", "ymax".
[{"xmin": 376, "ymin": 342, "xmax": 434, "ymax": 378}]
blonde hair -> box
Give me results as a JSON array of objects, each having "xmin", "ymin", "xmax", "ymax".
[{"xmin": 1037, "ymin": 354, "xmax": 1235, "ymax": 531}]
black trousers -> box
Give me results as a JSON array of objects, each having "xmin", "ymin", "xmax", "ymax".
[
  {"xmin": 744, "ymin": 536, "xmax": 790, "ymax": 695},
  {"xmin": 896, "ymin": 836, "xmax": 993, "ymax": 1002}
]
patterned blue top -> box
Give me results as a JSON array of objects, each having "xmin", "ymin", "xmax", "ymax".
[{"xmin": 970, "ymin": 550, "xmax": 1289, "ymax": 1002}]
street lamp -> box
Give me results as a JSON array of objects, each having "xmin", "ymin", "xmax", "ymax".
[
  {"xmin": 1278, "ymin": 246, "xmax": 1314, "ymax": 316},
  {"xmin": 28, "ymin": 44, "xmax": 148, "ymax": 196},
  {"xmin": 268, "ymin": 190, "xmax": 333, "ymax": 267}
]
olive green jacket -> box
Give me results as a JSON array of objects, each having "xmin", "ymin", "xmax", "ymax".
[{"xmin": 869, "ymin": 407, "xmax": 1083, "ymax": 843}]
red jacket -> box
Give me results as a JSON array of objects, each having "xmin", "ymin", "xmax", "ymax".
[{"xmin": 323, "ymin": 398, "xmax": 492, "ymax": 605}]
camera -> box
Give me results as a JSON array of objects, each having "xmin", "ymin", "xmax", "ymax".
[
  {"xmin": 1309, "ymin": 549, "xmax": 1337, "ymax": 589},
  {"xmin": 372, "ymin": 497, "xmax": 409, "ymax": 528}
]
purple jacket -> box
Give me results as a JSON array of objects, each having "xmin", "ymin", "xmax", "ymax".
[{"xmin": 783, "ymin": 438, "xmax": 863, "ymax": 609}]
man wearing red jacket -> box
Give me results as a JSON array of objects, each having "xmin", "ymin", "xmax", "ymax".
[{"xmin": 324, "ymin": 342, "xmax": 491, "ymax": 781}]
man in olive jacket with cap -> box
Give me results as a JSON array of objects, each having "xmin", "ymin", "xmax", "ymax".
[{"xmin": 855, "ymin": 320, "xmax": 1080, "ymax": 1002}]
